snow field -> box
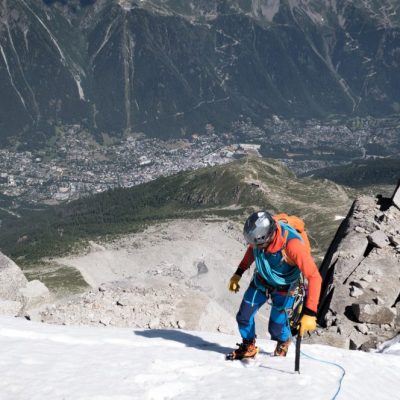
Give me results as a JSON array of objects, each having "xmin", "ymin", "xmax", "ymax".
[{"xmin": 0, "ymin": 316, "xmax": 399, "ymax": 400}]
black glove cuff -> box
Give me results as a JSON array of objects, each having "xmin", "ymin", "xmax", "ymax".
[
  {"xmin": 303, "ymin": 307, "xmax": 317, "ymax": 317},
  {"xmin": 234, "ymin": 267, "xmax": 244, "ymax": 277}
]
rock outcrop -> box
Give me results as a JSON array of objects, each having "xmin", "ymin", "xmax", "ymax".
[
  {"xmin": 0, "ymin": 252, "xmax": 28, "ymax": 316},
  {"xmin": 314, "ymin": 182, "xmax": 400, "ymax": 350},
  {"xmin": 0, "ymin": 252, "xmax": 50, "ymax": 316},
  {"xmin": 392, "ymin": 180, "xmax": 400, "ymax": 210}
]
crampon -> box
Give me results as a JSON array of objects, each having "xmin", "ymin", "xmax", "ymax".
[
  {"xmin": 274, "ymin": 339, "xmax": 291, "ymax": 357},
  {"xmin": 226, "ymin": 339, "xmax": 259, "ymax": 360}
]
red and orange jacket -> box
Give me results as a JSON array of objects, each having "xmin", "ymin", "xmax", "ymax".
[{"xmin": 235, "ymin": 223, "xmax": 322, "ymax": 314}]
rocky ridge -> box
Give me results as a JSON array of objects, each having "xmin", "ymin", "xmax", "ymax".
[{"xmin": 315, "ymin": 182, "xmax": 400, "ymax": 350}]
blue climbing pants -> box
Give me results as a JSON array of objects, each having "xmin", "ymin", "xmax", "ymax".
[{"xmin": 236, "ymin": 284, "xmax": 295, "ymax": 342}]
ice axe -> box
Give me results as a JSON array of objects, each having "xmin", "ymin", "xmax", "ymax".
[{"xmin": 295, "ymin": 329, "xmax": 301, "ymax": 373}]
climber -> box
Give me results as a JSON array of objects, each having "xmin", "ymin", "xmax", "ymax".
[{"xmin": 227, "ymin": 210, "xmax": 322, "ymax": 360}]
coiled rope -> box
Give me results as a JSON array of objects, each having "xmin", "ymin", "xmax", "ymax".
[{"xmin": 295, "ymin": 337, "xmax": 346, "ymax": 400}]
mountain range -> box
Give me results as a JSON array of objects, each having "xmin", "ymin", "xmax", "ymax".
[{"xmin": 1, "ymin": 0, "xmax": 400, "ymax": 146}]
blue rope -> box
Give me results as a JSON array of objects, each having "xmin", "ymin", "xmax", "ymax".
[
  {"xmin": 254, "ymin": 249, "xmax": 301, "ymax": 286},
  {"xmin": 295, "ymin": 337, "xmax": 346, "ymax": 400}
]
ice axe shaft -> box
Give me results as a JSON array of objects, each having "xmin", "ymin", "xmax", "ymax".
[{"xmin": 295, "ymin": 332, "xmax": 301, "ymax": 373}]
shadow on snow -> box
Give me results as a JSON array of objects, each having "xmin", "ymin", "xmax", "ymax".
[{"xmin": 134, "ymin": 329, "xmax": 232, "ymax": 355}]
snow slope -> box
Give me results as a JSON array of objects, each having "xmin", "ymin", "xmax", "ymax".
[{"xmin": 0, "ymin": 317, "xmax": 399, "ymax": 400}]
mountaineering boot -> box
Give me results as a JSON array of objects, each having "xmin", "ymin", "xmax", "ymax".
[
  {"xmin": 226, "ymin": 338, "xmax": 259, "ymax": 360},
  {"xmin": 274, "ymin": 339, "xmax": 291, "ymax": 357}
]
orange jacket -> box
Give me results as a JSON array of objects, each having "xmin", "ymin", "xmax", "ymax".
[{"xmin": 235, "ymin": 223, "xmax": 322, "ymax": 313}]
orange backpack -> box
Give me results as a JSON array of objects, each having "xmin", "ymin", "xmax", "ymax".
[{"xmin": 273, "ymin": 213, "xmax": 312, "ymax": 265}]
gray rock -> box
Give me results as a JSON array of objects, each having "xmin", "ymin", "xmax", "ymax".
[
  {"xmin": 0, "ymin": 254, "xmax": 52, "ymax": 316},
  {"xmin": 304, "ymin": 332, "xmax": 350, "ymax": 349},
  {"xmin": 196, "ymin": 261, "xmax": 208, "ymax": 275},
  {"xmin": 360, "ymin": 337, "xmax": 380, "ymax": 352},
  {"xmin": 382, "ymin": 323, "xmax": 392, "ymax": 331},
  {"xmin": 19, "ymin": 280, "xmax": 49, "ymax": 299},
  {"xmin": 0, "ymin": 252, "xmax": 28, "ymax": 303},
  {"xmin": 368, "ymin": 267, "xmax": 382, "ymax": 276},
  {"xmin": 355, "ymin": 324, "xmax": 369, "ymax": 335},
  {"xmin": 391, "ymin": 181, "xmax": 400, "ymax": 209},
  {"xmin": 373, "ymin": 296, "xmax": 385, "ymax": 305},
  {"xmin": 372, "ymin": 221, "xmax": 381, "ymax": 230},
  {"xmin": 328, "ymin": 326, "xmax": 340, "ymax": 334},
  {"xmin": 324, "ymin": 312, "xmax": 337, "ymax": 327},
  {"xmin": 350, "ymin": 286, "xmax": 364, "ymax": 297},
  {"xmin": 349, "ymin": 331, "xmax": 368, "ymax": 350},
  {"xmin": 356, "ymin": 203, "xmax": 369, "ymax": 212},
  {"xmin": 395, "ymin": 303, "xmax": 400, "ymax": 328},
  {"xmin": 351, "ymin": 280, "xmax": 369, "ymax": 289},
  {"xmin": 367, "ymin": 230, "xmax": 389, "ymax": 248},
  {"xmin": 388, "ymin": 235, "xmax": 400, "ymax": 247},
  {"xmin": 360, "ymin": 253, "xmax": 399, "ymax": 304},
  {"xmin": 361, "ymin": 274, "xmax": 374, "ymax": 283},
  {"xmin": 226, "ymin": 222, "xmax": 234, "ymax": 230},
  {"xmin": 177, "ymin": 320, "xmax": 186, "ymax": 329},
  {"xmin": 317, "ymin": 198, "xmax": 374, "ymax": 322},
  {"xmin": 385, "ymin": 208, "xmax": 399, "ymax": 223},
  {"xmin": 116, "ymin": 299, "xmax": 127, "ymax": 307},
  {"xmin": 0, "ymin": 299, "xmax": 23, "ymax": 316},
  {"xmin": 148, "ymin": 318, "xmax": 160, "ymax": 329},
  {"xmin": 99, "ymin": 317, "xmax": 112, "ymax": 326},
  {"xmin": 339, "ymin": 235, "xmax": 370, "ymax": 261},
  {"xmin": 334, "ymin": 320, "xmax": 352, "ymax": 337},
  {"xmin": 19, "ymin": 280, "xmax": 50, "ymax": 310},
  {"xmin": 369, "ymin": 285, "xmax": 381, "ymax": 294},
  {"xmin": 352, "ymin": 303, "xmax": 395, "ymax": 325}
]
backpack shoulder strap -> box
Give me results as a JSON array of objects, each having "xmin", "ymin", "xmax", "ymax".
[{"xmin": 279, "ymin": 223, "xmax": 300, "ymax": 266}]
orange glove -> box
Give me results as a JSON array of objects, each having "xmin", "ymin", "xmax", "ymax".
[
  {"xmin": 299, "ymin": 314, "xmax": 317, "ymax": 337},
  {"xmin": 228, "ymin": 274, "xmax": 241, "ymax": 293}
]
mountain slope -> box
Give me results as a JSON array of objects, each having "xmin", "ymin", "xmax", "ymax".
[
  {"xmin": 0, "ymin": 0, "xmax": 90, "ymax": 144},
  {"xmin": 0, "ymin": 316, "xmax": 399, "ymax": 399},
  {"xmin": 1, "ymin": 0, "xmax": 400, "ymax": 143},
  {"xmin": 0, "ymin": 157, "xmax": 353, "ymax": 261},
  {"xmin": 302, "ymin": 158, "xmax": 400, "ymax": 189}
]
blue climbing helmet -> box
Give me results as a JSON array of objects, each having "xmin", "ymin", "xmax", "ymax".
[{"xmin": 243, "ymin": 210, "xmax": 277, "ymax": 246}]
